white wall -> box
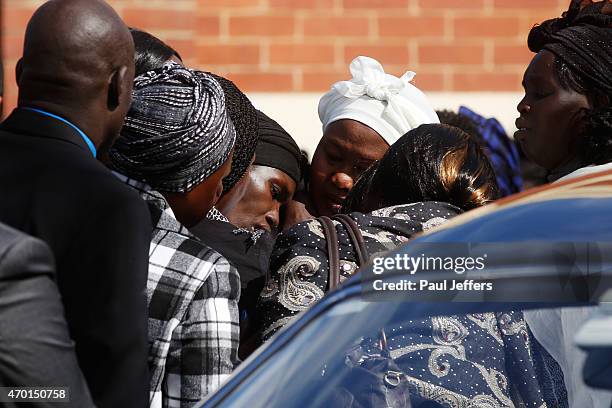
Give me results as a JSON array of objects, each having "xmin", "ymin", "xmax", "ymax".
[{"xmin": 249, "ymin": 92, "xmax": 524, "ymax": 157}]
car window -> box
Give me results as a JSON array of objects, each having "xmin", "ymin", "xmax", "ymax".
[{"xmin": 209, "ymin": 297, "xmax": 610, "ymax": 407}]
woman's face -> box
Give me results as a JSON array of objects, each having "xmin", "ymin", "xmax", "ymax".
[
  {"xmin": 223, "ymin": 165, "xmax": 296, "ymax": 234},
  {"xmin": 309, "ymin": 119, "xmax": 388, "ymax": 216},
  {"xmin": 515, "ymin": 50, "xmax": 591, "ymax": 171},
  {"xmin": 167, "ymin": 152, "xmax": 234, "ymax": 228},
  {"xmin": 215, "ymin": 155, "xmax": 256, "ymax": 215},
  {"xmin": 189, "ymin": 153, "xmax": 234, "ymax": 216}
]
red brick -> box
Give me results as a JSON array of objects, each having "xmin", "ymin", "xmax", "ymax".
[
  {"xmin": 303, "ymin": 17, "xmax": 369, "ymax": 37},
  {"xmin": 270, "ymin": 43, "xmax": 335, "ymax": 64},
  {"xmin": 229, "ymin": 16, "xmax": 295, "ymax": 37},
  {"xmin": 123, "ymin": 9, "xmax": 196, "ymax": 31},
  {"xmin": 494, "ymin": 0, "xmax": 560, "ymax": 8},
  {"xmin": 302, "ymin": 71, "xmax": 346, "ymax": 91},
  {"xmin": 2, "ymin": 35, "xmax": 25, "ymax": 60},
  {"xmin": 2, "ymin": 7, "xmax": 34, "ymax": 35},
  {"xmin": 494, "ymin": 44, "xmax": 534, "ymax": 65},
  {"xmin": 198, "ymin": 0, "xmax": 261, "ymax": 9},
  {"xmin": 418, "ymin": 0, "xmax": 486, "ymax": 9},
  {"xmin": 344, "ymin": 45, "xmax": 410, "ymax": 66},
  {"xmin": 410, "ymin": 72, "xmax": 445, "ymax": 91},
  {"xmin": 165, "ymin": 39, "xmax": 195, "ymax": 60},
  {"xmin": 224, "ymin": 72, "xmax": 294, "ymax": 91},
  {"xmin": 520, "ymin": 10, "xmax": 565, "ymax": 33},
  {"xmin": 454, "ymin": 17, "xmax": 521, "ymax": 39},
  {"xmin": 198, "ymin": 15, "xmax": 221, "ymax": 37},
  {"xmin": 379, "ymin": 17, "xmax": 445, "ymax": 38},
  {"xmin": 419, "ymin": 44, "xmax": 485, "ymax": 65},
  {"xmin": 2, "ymin": 59, "xmax": 19, "ymax": 116},
  {"xmin": 197, "ymin": 44, "xmax": 260, "ymax": 65},
  {"xmin": 343, "ymin": 0, "xmax": 410, "ymax": 8},
  {"xmin": 270, "ymin": 0, "xmax": 334, "ymax": 8},
  {"xmin": 453, "ymin": 72, "xmax": 522, "ymax": 91}
]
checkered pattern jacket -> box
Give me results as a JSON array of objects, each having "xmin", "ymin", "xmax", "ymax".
[{"xmin": 117, "ymin": 174, "xmax": 241, "ymax": 408}]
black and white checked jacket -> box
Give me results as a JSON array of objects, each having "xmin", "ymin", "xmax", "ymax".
[{"xmin": 116, "ymin": 174, "xmax": 240, "ymax": 408}]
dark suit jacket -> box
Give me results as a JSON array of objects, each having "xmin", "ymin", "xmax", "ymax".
[
  {"xmin": 0, "ymin": 108, "xmax": 151, "ymax": 408},
  {"xmin": 0, "ymin": 222, "xmax": 94, "ymax": 407}
]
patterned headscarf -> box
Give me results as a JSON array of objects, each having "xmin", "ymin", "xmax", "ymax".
[
  {"xmin": 110, "ymin": 62, "xmax": 236, "ymax": 193},
  {"xmin": 529, "ymin": 0, "xmax": 612, "ymax": 94},
  {"xmin": 528, "ymin": 0, "xmax": 612, "ymax": 167}
]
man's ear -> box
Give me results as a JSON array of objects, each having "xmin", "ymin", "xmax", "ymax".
[
  {"xmin": 107, "ymin": 66, "xmax": 128, "ymax": 111},
  {"xmin": 15, "ymin": 59, "xmax": 24, "ymax": 85}
]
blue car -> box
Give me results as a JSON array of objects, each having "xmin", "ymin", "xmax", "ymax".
[{"xmin": 202, "ymin": 171, "xmax": 612, "ymax": 408}]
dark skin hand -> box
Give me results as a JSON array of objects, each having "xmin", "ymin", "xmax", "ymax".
[
  {"xmin": 281, "ymin": 192, "xmax": 315, "ymax": 232},
  {"xmin": 515, "ymin": 50, "xmax": 591, "ymax": 171},
  {"xmin": 221, "ymin": 165, "xmax": 297, "ymax": 234},
  {"xmin": 15, "ymin": 0, "xmax": 135, "ymax": 158}
]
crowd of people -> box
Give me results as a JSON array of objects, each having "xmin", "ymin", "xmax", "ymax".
[{"xmin": 0, "ymin": 0, "xmax": 610, "ymax": 407}]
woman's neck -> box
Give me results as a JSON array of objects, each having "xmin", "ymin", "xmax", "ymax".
[{"xmin": 547, "ymin": 155, "xmax": 583, "ymax": 183}]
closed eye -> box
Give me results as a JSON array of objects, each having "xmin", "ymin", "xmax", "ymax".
[{"xmin": 271, "ymin": 184, "xmax": 281, "ymax": 200}]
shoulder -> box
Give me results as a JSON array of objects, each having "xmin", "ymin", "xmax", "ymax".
[
  {"xmin": 38, "ymin": 157, "xmax": 149, "ymax": 222},
  {"xmin": 274, "ymin": 218, "xmax": 326, "ymax": 253},
  {"xmin": 193, "ymin": 254, "xmax": 241, "ymax": 302},
  {"xmin": 80, "ymin": 169, "xmax": 151, "ymax": 228},
  {"xmin": 0, "ymin": 223, "xmax": 54, "ymax": 280},
  {"xmin": 367, "ymin": 202, "xmax": 462, "ymax": 226},
  {"xmin": 150, "ymin": 222, "xmax": 237, "ymax": 289}
]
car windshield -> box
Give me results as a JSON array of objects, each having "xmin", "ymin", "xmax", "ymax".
[{"xmin": 211, "ymin": 296, "xmax": 610, "ymax": 407}]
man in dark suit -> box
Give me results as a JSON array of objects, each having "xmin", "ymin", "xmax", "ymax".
[
  {"xmin": 0, "ymin": 222, "xmax": 94, "ymax": 407},
  {"xmin": 0, "ymin": 1, "xmax": 151, "ymax": 407}
]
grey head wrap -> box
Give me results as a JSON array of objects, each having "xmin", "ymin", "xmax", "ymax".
[{"xmin": 110, "ymin": 62, "xmax": 236, "ymax": 193}]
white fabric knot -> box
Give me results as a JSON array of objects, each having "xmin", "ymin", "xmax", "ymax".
[
  {"xmin": 333, "ymin": 56, "xmax": 416, "ymax": 102},
  {"xmin": 319, "ymin": 56, "xmax": 438, "ymax": 146}
]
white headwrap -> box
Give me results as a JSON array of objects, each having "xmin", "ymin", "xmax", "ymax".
[{"xmin": 318, "ymin": 56, "xmax": 439, "ymax": 146}]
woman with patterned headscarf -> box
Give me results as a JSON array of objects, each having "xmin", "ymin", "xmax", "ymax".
[
  {"xmin": 110, "ymin": 63, "xmax": 241, "ymax": 407},
  {"xmin": 127, "ymin": 30, "xmax": 305, "ymax": 359}
]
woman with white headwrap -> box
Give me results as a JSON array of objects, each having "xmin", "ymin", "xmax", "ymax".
[{"xmin": 284, "ymin": 56, "xmax": 439, "ymax": 228}]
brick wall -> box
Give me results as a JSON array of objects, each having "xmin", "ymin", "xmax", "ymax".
[{"xmin": 2, "ymin": 0, "xmax": 567, "ymax": 114}]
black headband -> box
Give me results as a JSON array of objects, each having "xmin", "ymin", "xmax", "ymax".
[
  {"xmin": 254, "ymin": 110, "xmax": 302, "ymax": 184},
  {"xmin": 544, "ymin": 24, "xmax": 612, "ymax": 93}
]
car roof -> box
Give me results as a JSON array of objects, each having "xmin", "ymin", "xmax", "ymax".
[
  {"xmin": 344, "ymin": 169, "xmax": 612, "ymax": 299},
  {"xmin": 426, "ymin": 168, "xmax": 612, "ymax": 234}
]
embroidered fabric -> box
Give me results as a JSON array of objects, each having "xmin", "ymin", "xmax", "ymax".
[{"xmin": 206, "ymin": 206, "xmax": 265, "ymax": 244}]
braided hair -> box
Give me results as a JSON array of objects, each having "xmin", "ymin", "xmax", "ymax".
[
  {"xmin": 207, "ymin": 73, "xmax": 259, "ymax": 193},
  {"xmin": 528, "ymin": 0, "xmax": 612, "ymax": 166}
]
